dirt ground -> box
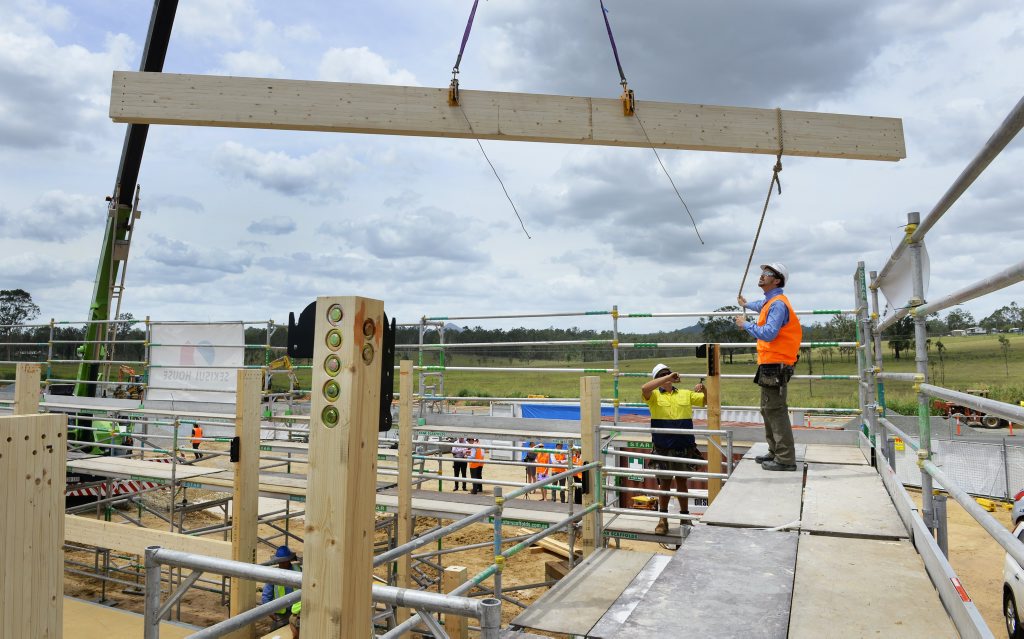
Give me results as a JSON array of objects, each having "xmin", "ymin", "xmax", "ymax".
[
  {"xmin": 64, "ymin": 446, "xmax": 1014, "ymax": 636},
  {"xmin": 909, "ymin": 489, "xmax": 1015, "ymax": 633}
]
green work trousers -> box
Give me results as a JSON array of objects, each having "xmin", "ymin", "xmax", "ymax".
[{"xmin": 760, "ymin": 382, "xmax": 795, "ymax": 465}]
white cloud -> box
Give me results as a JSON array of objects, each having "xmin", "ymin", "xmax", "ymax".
[
  {"xmin": 217, "ymin": 50, "xmax": 286, "ymax": 78},
  {"xmin": 0, "ymin": 27, "xmax": 134, "ymax": 149},
  {"xmin": 319, "ymin": 206, "xmax": 491, "ymax": 263},
  {"xmin": 176, "ymin": 0, "xmax": 259, "ymax": 44},
  {"xmin": 0, "ymin": 191, "xmax": 104, "ymax": 242},
  {"xmin": 247, "ymin": 216, "xmax": 297, "ymax": 236},
  {"xmin": 318, "ymin": 46, "xmax": 419, "ymax": 85},
  {"xmin": 214, "ymin": 141, "xmax": 362, "ymax": 202},
  {"xmin": 142, "ymin": 234, "xmax": 252, "ymax": 277}
]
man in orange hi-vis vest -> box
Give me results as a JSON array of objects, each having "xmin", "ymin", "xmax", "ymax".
[{"xmin": 735, "ymin": 262, "xmax": 802, "ymax": 472}]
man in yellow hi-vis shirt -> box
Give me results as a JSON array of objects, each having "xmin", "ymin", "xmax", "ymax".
[{"xmin": 641, "ymin": 364, "xmax": 706, "ymax": 535}]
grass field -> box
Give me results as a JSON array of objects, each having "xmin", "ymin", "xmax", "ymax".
[
  {"xmin": 401, "ymin": 333, "xmax": 1024, "ymax": 410},
  {"xmin": 3, "ymin": 334, "xmax": 1022, "ymax": 411}
]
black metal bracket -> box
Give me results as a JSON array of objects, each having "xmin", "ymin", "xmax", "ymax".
[
  {"xmin": 288, "ymin": 302, "xmax": 395, "ymax": 432},
  {"xmin": 696, "ymin": 344, "xmax": 718, "ymax": 376}
]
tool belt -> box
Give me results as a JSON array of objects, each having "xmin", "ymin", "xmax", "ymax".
[{"xmin": 755, "ymin": 363, "xmax": 795, "ymax": 388}]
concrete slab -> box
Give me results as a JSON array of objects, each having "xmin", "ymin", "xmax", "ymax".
[
  {"xmin": 742, "ymin": 442, "xmax": 807, "ymax": 461},
  {"xmin": 789, "ymin": 535, "xmax": 957, "ymax": 638},
  {"xmin": 510, "ymin": 549, "xmax": 657, "ymax": 635},
  {"xmin": 701, "ymin": 458, "xmax": 803, "ymax": 529},
  {"xmin": 612, "ymin": 526, "xmax": 798, "ymax": 638},
  {"xmin": 802, "ymin": 463, "xmax": 907, "ymax": 540},
  {"xmin": 803, "ymin": 444, "xmax": 867, "ymax": 465},
  {"xmin": 589, "ymin": 554, "xmax": 672, "ymax": 638}
]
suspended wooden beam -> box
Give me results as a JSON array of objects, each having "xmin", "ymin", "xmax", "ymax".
[{"xmin": 110, "ymin": 72, "xmax": 906, "ymax": 161}]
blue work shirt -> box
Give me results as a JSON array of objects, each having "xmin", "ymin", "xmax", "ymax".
[{"xmin": 742, "ymin": 287, "xmax": 789, "ymax": 342}]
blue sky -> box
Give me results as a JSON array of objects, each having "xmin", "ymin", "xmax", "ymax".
[{"xmin": 1, "ymin": 0, "xmax": 1022, "ymax": 332}]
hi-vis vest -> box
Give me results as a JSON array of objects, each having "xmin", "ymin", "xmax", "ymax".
[
  {"xmin": 756, "ymin": 294, "xmax": 802, "ymax": 365},
  {"xmin": 469, "ymin": 446, "xmax": 484, "ymax": 469}
]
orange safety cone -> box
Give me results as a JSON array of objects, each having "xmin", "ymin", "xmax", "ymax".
[{"xmin": 955, "ymin": 414, "xmax": 961, "ymax": 436}]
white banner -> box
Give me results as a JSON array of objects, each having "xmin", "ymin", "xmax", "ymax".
[
  {"xmin": 879, "ymin": 242, "xmax": 931, "ymax": 320},
  {"xmin": 147, "ymin": 323, "xmax": 245, "ymax": 404}
]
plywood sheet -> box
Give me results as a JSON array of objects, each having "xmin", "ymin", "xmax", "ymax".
[
  {"xmin": 701, "ymin": 458, "xmax": 803, "ymax": 528},
  {"xmin": 64, "ymin": 597, "xmax": 195, "ymax": 638},
  {"xmin": 510, "ymin": 549, "xmax": 657, "ymax": 634},
  {"xmin": 802, "ymin": 463, "xmax": 907, "ymax": 539},
  {"xmin": 66, "ymin": 457, "xmax": 225, "ymax": 481},
  {"xmin": 789, "ymin": 536, "xmax": 956, "ymax": 638},
  {"xmin": 804, "ymin": 443, "xmax": 867, "ymax": 465},
  {"xmin": 612, "ymin": 526, "xmax": 798, "ymax": 638},
  {"xmin": 110, "ymin": 72, "xmax": 906, "ymax": 161}
]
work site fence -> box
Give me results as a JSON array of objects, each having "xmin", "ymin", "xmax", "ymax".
[
  {"xmin": 857, "ymin": 94, "xmax": 1024, "ymax": 637},
  {"xmin": 880, "ymin": 414, "xmax": 1024, "ymax": 500},
  {"xmin": 398, "ymin": 307, "xmax": 860, "ymax": 425},
  {"xmin": 0, "ymin": 318, "xmax": 297, "ymax": 400}
]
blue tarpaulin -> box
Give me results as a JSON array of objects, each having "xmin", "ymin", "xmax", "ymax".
[{"xmin": 520, "ymin": 404, "xmax": 650, "ymax": 420}]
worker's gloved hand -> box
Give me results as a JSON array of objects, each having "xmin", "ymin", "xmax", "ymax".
[
  {"xmin": 734, "ymin": 315, "xmax": 746, "ymax": 328},
  {"xmin": 737, "ymin": 295, "xmax": 746, "ymax": 306}
]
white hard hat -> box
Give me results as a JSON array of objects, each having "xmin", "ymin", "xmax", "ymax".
[
  {"xmin": 760, "ymin": 263, "xmax": 789, "ymax": 286},
  {"xmin": 651, "ymin": 363, "xmax": 671, "ymax": 378}
]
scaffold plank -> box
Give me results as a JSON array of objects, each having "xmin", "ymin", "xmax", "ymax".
[
  {"xmin": 802, "ymin": 463, "xmax": 907, "ymax": 539},
  {"xmin": 510, "ymin": 549, "xmax": 658, "ymax": 635},
  {"xmin": 588, "ymin": 554, "xmax": 672, "ymax": 638},
  {"xmin": 804, "ymin": 443, "xmax": 867, "ymax": 465},
  {"xmin": 109, "ymin": 72, "xmax": 906, "ymax": 161},
  {"xmin": 612, "ymin": 526, "xmax": 798, "ymax": 638},
  {"xmin": 789, "ymin": 536, "xmax": 957, "ymax": 638},
  {"xmin": 742, "ymin": 441, "xmax": 807, "ymax": 461},
  {"xmin": 701, "ymin": 458, "xmax": 803, "ymax": 528},
  {"xmin": 65, "ymin": 457, "xmax": 226, "ymax": 481}
]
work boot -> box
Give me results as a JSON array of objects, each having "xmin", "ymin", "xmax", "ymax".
[
  {"xmin": 754, "ymin": 453, "xmax": 774, "ymax": 463},
  {"xmin": 761, "ymin": 459, "xmax": 797, "ymax": 472},
  {"xmin": 655, "ymin": 518, "xmax": 669, "ymax": 535}
]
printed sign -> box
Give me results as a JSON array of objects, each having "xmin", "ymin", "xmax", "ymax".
[
  {"xmin": 147, "ymin": 322, "xmax": 245, "ymax": 404},
  {"xmin": 604, "ymin": 530, "xmax": 639, "ymax": 540},
  {"xmin": 894, "ymin": 437, "xmax": 905, "ymax": 451},
  {"xmin": 490, "ymin": 517, "xmax": 547, "ymax": 529}
]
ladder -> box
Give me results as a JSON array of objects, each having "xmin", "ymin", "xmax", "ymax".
[{"xmin": 100, "ymin": 185, "xmax": 142, "ymax": 392}]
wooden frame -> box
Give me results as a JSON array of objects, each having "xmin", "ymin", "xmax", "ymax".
[
  {"xmin": 228, "ymin": 368, "xmax": 261, "ymax": 638},
  {"xmin": 395, "ymin": 360, "xmax": 414, "ymax": 626},
  {"xmin": 14, "ymin": 363, "xmax": 41, "ymax": 415},
  {"xmin": 580, "ymin": 376, "xmax": 601, "ymax": 556},
  {"xmin": 302, "ymin": 296, "xmax": 384, "ymax": 638},
  {"xmin": 64, "ymin": 515, "xmax": 232, "ymax": 559},
  {"xmin": 110, "ymin": 72, "xmax": 906, "ymax": 161},
  {"xmin": 2, "ymin": 413, "xmax": 66, "ymax": 639}
]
